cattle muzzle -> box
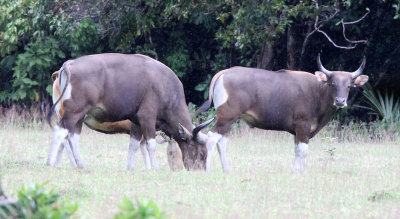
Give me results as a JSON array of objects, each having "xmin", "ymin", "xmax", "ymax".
[{"xmin": 334, "ymin": 97, "xmax": 347, "ymax": 108}]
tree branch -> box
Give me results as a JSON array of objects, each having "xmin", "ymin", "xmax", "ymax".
[
  {"xmin": 341, "ymin": 11, "xmax": 370, "ymax": 44},
  {"xmin": 311, "ymin": 0, "xmax": 368, "ymax": 49}
]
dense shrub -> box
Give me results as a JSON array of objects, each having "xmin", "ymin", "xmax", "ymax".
[
  {"xmin": 0, "ymin": 182, "xmax": 78, "ymax": 219},
  {"xmin": 115, "ymin": 197, "xmax": 168, "ymax": 219}
]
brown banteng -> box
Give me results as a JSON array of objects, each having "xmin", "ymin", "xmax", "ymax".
[
  {"xmin": 197, "ymin": 55, "xmax": 368, "ymax": 173},
  {"xmin": 47, "ymin": 53, "xmax": 213, "ymax": 170},
  {"xmin": 50, "ymin": 71, "xmax": 184, "ymax": 170}
]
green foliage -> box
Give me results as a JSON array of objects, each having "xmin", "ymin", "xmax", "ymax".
[
  {"xmin": 164, "ymin": 48, "xmax": 191, "ymax": 78},
  {"xmin": 68, "ymin": 18, "xmax": 101, "ymax": 58},
  {"xmin": 392, "ymin": 0, "xmax": 400, "ymax": 19},
  {"xmin": 115, "ymin": 197, "xmax": 168, "ymax": 219},
  {"xmin": 322, "ymin": 137, "xmax": 337, "ymax": 158},
  {"xmin": 0, "ymin": 0, "xmax": 34, "ymax": 56},
  {"xmin": 1, "ymin": 0, "xmax": 400, "ymax": 111},
  {"xmin": 359, "ymin": 88, "xmax": 400, "ymax": 124},
  {"xmin": 194, "ymin": 74, "xmax": 212, "ymax": 99},
  {"xmin": 368, "ymin": 189, "xmax": 400, "ymax": 202},
  {"xmin": 188, "ymin": 102, "xmax": 216, "ymax": 130},
  {"xmin": 0, "ymin": 182, "xmax": 78, "ymax": 219},
  {"xmin": 11, "ymin": 38, "xmax": 65, "ymax": 101}
]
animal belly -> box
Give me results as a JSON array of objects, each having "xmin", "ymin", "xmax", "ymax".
[
  {"xmin": 84, "ymin": 107, "xmax": 131, "ymax": 134},
  {"xmin": 241, "ymin": 114, "xmax": 259, "ymax": 128},
  {"xmin": 241, "ymin": 112, "xmax": 290, "ymax": 132}
]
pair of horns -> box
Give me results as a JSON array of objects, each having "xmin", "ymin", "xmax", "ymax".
[{"xmin": 317, "ymin": 54, "xmax": 366, "ymax": 79}]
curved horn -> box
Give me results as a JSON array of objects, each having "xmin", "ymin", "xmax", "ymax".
[
  {"xmin": 350, "ymin": 56, "xmax": 366, "ymax": 79},
  {"xmin": 192, "ymin": 117, "xmax": 215, "ymax": 139},
  {"xmin": 317, "ymin": 54, "xmax": 333, "ymax": 77}
]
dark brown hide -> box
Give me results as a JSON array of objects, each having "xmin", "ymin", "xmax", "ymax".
[
  {"xmin": 198, "ymin": 60, "xmax": 368, "ymax": 172},
  {"xmin": 48, "ymin": 53, "xmax": 210, "ymax": 170}
]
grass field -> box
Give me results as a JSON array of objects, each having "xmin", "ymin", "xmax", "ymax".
[{"xmin": 0, "ymin": 123, "xmax": 399, "ymax": 218}]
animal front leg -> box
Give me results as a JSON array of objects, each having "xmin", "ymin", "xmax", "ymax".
[
  {"xmin": 146, "ymin": 139, "xmax": 159, "ymax": 170},
  {"xmin": 217, "ymin": 136, "xmax": 230, "ymax": 173},
  {"xmin": 205, "ymin": 131, "xmax": 222, "ymax": 172},
  {"xmin": 140, "ymin": 140, "xmax": 151, "ymax": 170},
  {"xmin": 126, "ymin": 137, "xmax": 141, "ymax": 170},
  {"xmin": 291, "ymin": 142, "xmax": 308, "ymax": 173}
]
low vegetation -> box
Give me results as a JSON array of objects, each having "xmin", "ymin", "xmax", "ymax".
[
  {"xmin": 0, "ymin": 117, "xmax": 399, "ymax": 218},
  {"xmin": 0, "ymin": 182, "xmax": 78, "ymax": 218}
]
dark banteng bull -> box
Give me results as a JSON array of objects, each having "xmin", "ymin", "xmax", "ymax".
[
  {"xmin": 47, "ymin": 53, "xmax": 213, "ymax": 170},
  {"xmin": 50, "ymin": 71, "xmax": 184, "ymax": 171},
  {"xmin": 197, "ymin": 55, "xmax": 368, "ymax": 173}
]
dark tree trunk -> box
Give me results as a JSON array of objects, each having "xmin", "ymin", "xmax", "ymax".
[
  {"xmin": 299, "ymin": 22, "xmax": 314, "ymax": 70},
  {"xmin": 257, "ymin": 41, "xmax": 274, "ymax": 69},
  {"xmin": 287, "ymin": 26, "xmax": 298, "ymax": 70}
]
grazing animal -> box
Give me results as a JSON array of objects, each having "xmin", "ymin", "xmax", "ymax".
[
  {"xmin": 50, "ymin": 71, "xmax": 184, "ymax": 170},
  {"xmin": 197, "ymin": 55, "xmax": 368, "ymax": 173},
  {"xmin": 47, "ymin": 53, "xmax": 213, "ymax": 170}
]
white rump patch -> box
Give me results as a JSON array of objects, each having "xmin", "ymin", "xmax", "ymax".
[{"xmin": 213, "ymin": 74, "xmax": 228, "ymax": 110}]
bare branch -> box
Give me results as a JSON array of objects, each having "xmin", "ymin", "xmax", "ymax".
[
  {"xmin": 311, "ymin": 0, "xmax": 368, "ymax": 49},
  {"xmin": 341, "ymin": 11, "xmax": 370, "ymax": 44},
  {"xmin": 317, "ymin": 29, "xmax": 357, "ymax": 49},
  {"xmin": 342, "ymin": 11, "xmax": 370, "ymax": 25}
]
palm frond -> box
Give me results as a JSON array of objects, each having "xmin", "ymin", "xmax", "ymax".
[{"xmin": 360, "ymin": 86, "xmax": 400, "ymax": 123}]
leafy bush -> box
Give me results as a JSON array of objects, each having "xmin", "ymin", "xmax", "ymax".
[
  {"xmin": 188, "ymin": 102, "xmax": 216, "ymax": 131},
  {"xmin": 0, "ymin": 182, "xmax": 78, "ymax": 219},
  {"xmin": 115, "ymin": 197, "xmax": 168, "ymax": 219},
  {"xmin": 360, "ymin": 88, "xmax": 400, "ymax": 124}
]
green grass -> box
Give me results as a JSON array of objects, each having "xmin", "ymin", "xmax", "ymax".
[{"xmin": 1, "ymin": 124, "xmax": 399, "ymax": 218}]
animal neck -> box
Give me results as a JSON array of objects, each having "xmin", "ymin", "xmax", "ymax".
[
  {"xmin": 319, "ymin": 83, "xmax": 338, "ymax": 117},
  {"xmin": 164, "ymin": 106, "xmax": 194, "ymax": 142}
]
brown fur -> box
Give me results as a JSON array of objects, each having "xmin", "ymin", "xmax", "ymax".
[
  {"xmin": 48, "ymin": 54, "xmax": 211, "ymax": 170},
  {"xmin": 201, "ymin": 65, "xmax": 368, "ymax": 150}
]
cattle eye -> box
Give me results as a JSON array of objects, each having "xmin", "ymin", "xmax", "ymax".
[{"xmin": 328, "ymin": 82, "xmax": 335, "ymax": 87}]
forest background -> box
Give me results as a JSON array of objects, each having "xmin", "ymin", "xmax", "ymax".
[{"xmin": 1, "ymin": 0, "xmax": 400, "ymax": 122}]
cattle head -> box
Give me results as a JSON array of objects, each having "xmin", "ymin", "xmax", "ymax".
[
  {"xmin": 315, "ymin": 54, "xmax": 369, "ymax": 108},
  {"xmin": 178, "ymin": 117, "xmax": 215, "ymax": 170}
]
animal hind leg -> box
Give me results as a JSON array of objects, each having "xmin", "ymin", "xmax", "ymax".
[
  {"xmin": 126, "ymin": 123, "xmax": 142, "ymax": 171},
  {"xmin": 205, "ymin": 131, "xmax": 222, "ymax": 172},
  {"xmin": 47, "ymin": 125, "xmax": 76, "ymax": 167},
  {"xmin": 68, "ymin": 133, "xmax": 84, "ymax": 169},
  {"xmin": 54, "ymin": 138, "xmax": 77, "ymax": 168},
  {"xmin": 207, "ymin": 113, "xmax": 237, "ymax": 172},
  {"xmin": 140, "ymin": 139, "xmax": 151, "ymax": 170},
  {"xmin": 61, "ymin": 111, "xmax": 88, "ymax": 168},
  {"xmin": 137, "ymin": 111, "xmax": 158, "ymax": 170}
]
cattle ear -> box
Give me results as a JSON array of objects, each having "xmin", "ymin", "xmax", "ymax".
[
  {"xmin": 315, "ymin": 71, "xmax": 328, "ymax": 82},
  {"xmin": 352, "ymin": 75, "xmax": 369, "ymax": 87},
  {"xmin": 178, "ymin": 124, "xmax": 192, "ymax": 141}
]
